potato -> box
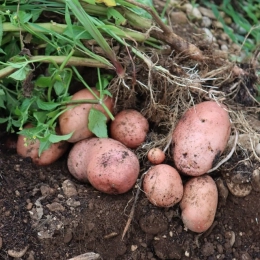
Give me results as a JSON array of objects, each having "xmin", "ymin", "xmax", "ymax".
[
  {"xmin": 173, "ymin": 101, "xmax": 231, "ymax": 176},
  {"xmin": 67, "ymin": 137, "xmax": 140, "ymax": 194},
  {"xmin": 147, "ymin": 148, "xmax": 165, "ymax": 165},
  {"xmin": 59, "ymin": 88, "xmax": 114, "ymax": 143},
  {"xmin": 110, "ymin": 109, "xmax": 149, "ymax": 149},
  {"xmin": 180, "ymin": 175, "xmax": 218, "ymax": 233},
  {"xmin": 17, "ymin": 124, "xmax": 69, "ymax": 166},
  {"xmin": 143, "ymin": 164, "xmax": 183, "ymax": 207}
]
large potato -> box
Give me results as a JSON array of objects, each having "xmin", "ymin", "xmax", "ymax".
[
  {"xmin": 67, "ymin": 138, "xmax": 140, "ymax": 194},
  {"xmin": 180, "ymin": 175, "xmax": 218, "ymax": 233},
  {"xmin": 59, "ymin": 88, "xmax": 114, "ymax": 143},
  {"xmin": 110, "ymin": 109, "xmax": 149, "ymax": 149},
  {"xmin": 17, "ymin": 124, "xmax": 69, "ymax": 166},
  {"xmin": 173, "ymin": 101, "xmax": 231, "ymax": 176},
  {"xmin": 143, "ymin": 164, "xmax": 183, "ymax": 207}
]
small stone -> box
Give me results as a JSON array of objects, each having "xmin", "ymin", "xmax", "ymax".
[
  {"xmin": 131, "ymin": 245, "xmax": 138, "ymax": 251},
  {"xmin": 216, "ymin": 178, "xmax": 229, "ymax": 205},
  {"xmin": 198, "ymin": 7, "xmax": 217, "ymax": 19},
  {"xmin": 40, "ymin": 184, "xmax": 51, "ymax": 196},
  {"xmin": 46, "ymin": 202, "xmax": 65, "ymax": 212},
  {"xmin": 226, "ymin": 179, "xmax": 252, "ymax": 197},
  {"xmin": 217, "ymin": 244, "xmax": 223, "ymax": 254},
  {"xmin": 64, "ymin": 229, "xmax": 73, "ymax": 244},
  {"xmin": 184, "ymin": 3, "xmax": 202, "ymax": 21},
  {"xmin": 212, "ymin": 20, "xmax": 224, "ymax": 29},
  {"xmin": 230, "ymin": 171, "xmax": 251, "ymax": 184},
  {"xmin": 241, "ymin": 252, "xmax": 252, "ymax": 260},
  {"xmin": 221, "ymin": 44, "xmax": 228, "ymax": 51},
  {"xmin": 26, "ymin": 202, "xmax": 33, "ymax": 210},
  {"xmin": 255, "ymin": 143, "xmax": 260, "ymax": 156},
  {"xmin": 170, "ymin": 11, "xmax": 189, "ymax": 24},
  {"xmin": 66, "ymin": 198, "xmax": 81, "ymax": 207},
  {"xmin": 202, "ymin": 28, "xmax": 215, "ymax": 42},
  {"xmin": 14, "ymin": 164, "xmax": 20, "ymax": 172},
  {"xmin": 201, "ymin": 16, "xmax": 212, "ymax": 27},
  {"xmin": 62, "ymin": 180, "xmax": 78, "ymax": 197},
  {"xmin": 252, "ymin": 169, "xmax": 260, "ymax": 192},
  {"xmin": 201, "ymin": 242, "xmax": 215, "ymax": 257}
]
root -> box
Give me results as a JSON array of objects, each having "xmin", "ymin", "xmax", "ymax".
[
  {"xmin": 207, "ymin": 128, "xmax": 238, "ymax": 173},
  {"xmin": 121, "ymin": 171, "xmax": 147, "ymax": 240},
  {"xmin": 124, "ymin": 0, "xmax": 204, "ymax": 61}
]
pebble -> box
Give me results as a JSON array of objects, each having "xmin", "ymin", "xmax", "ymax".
[
  {"xmin": 183, "ymin": 3, "xmax": 202, "ymax": 21},
  {"xmin": 46, "ymin": 202, "xmax": 65, "ymax": 212},
  {"xmin": 131, "ymin": 245, "xmax": 138, "ymax": 251},
  {"xmin": 40, "ymin": 184, "xmax": 51, "ymax": 196},
  {"xmin": 241, "ymin": 252, "xmax": 252, "ymax": 260},
  {"xmin": 64, "ymin": 228, "xmax": 73, "ymax": 244},
  {"xmin": 201, "ymin": 242, "xmax": 215, "ymax": 257},
  {"xmin": 62, "ymin": 180, "xmax": 78, "ymax": 198},
  {"xmin": 226, "ymin": 179, "xmax": 252, "ymax": 197},
  {"xmin": 212, "ymin": 20, "xmax": 224, "ymax": 29},
  {"xmin": 66, "ymin": 198, "xmax": 81, "ymax": 207},
  {"xmin": 170, "ymin": 11, "xmax": 189, "ymax": 24},
  {"xmin": 201, "ymin": 16, "xmax": 212, "ymax": 27},
  {"xmin": 252, "ymin": 169, "xmax": 260, "ymax": 192},
  {"xmin": 216, "ymin": 178, "xmax": 229, "ymax": 205},
  {"xmin": 202, "ymin": 28, "xmax": 216, "ymax": 42},
  {"xmin": 255, "ymin": 143, "xmax": 260, "ymax": 156},
  {"xmin": 198, "ymin": 6, "xmax": 217, "ymax": 19},
  {"xmin": 8, "ymin": 245, "xmax": 29, "ymax": 258},
  {"xmin": 230, "ymin": 171, "xmax": 251, "ymax": 184}
]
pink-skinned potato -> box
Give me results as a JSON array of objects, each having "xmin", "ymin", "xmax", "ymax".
[
  {"xmin": 180, "ymin": 175, "xmax": 218, "ymax": 233},
  {"xmin": 17, "ymin": 124, "xmax": 69, "ymax": 166},
  {"xmin": 59, "ymin": 88, "xmax": 114, "ymax": 143},
  {"xmin": 110, "ymin": 109, "xmax": 149, "ymax": 149},
  {"xmin": 143, "ymin": 164, "xmax": 183, "ymax": 207},
  {"xmin": 173, "ymin": 101, "xmax": 231, "ymax": 176},
  {"xmin": 67, "ymin": 138, "xmax": 140, "ymax": 194}
]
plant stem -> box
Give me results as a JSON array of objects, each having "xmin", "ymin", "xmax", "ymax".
[{"xmin": 0, "ymin": 56, "xmax": 112, "ymax": 79}]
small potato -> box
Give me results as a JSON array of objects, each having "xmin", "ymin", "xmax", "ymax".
[
  {"xmin": 59, "ymin": 88, "xmax": 114, "ymax": 143},
  {"xmin": 17, "ymin": 124, "xmax": 69, "ymax": 166},
  {"xmin": 143, "ymin": 164, "xmax": 183, "ymax": 207},
  {"xmin": 110, "ymin": 109, "xmax": 149, "ymax": 149},
  {"xmin": 173, "ymin": 101, "xmax": 231, "ymax": 176},
  {"xmin": 68, "ymin": 138, "xmax": 140, "ymax": 194},
  {"xmin": 147, "ymin": 148, "xmax": 165, "ymax": 165},
  {"xmin": 180, "ymin": 175, "xmax": 218, "ymax": 233}
]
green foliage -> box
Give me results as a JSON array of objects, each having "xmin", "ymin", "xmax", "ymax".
[{"xmin": 204, "ymin": 0, "xmax": 260, "ymax": 55}]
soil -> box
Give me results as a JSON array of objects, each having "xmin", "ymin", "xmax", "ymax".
[{"xmin": 1, "ymin": 3, "xmax": 260, "ymax": 260}]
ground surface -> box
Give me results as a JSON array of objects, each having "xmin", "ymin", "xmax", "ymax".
[{"xmin": 1, "ymin": 2, "xmax": 260, "ymax": 260}]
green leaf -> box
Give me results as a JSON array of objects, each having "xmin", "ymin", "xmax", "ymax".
[
  {"xmin": 0, "ymin": 118, "xmax": 8, "ymax": 124},
  {"xmin": 36, "ymin": 99, "xmax": 60, "ymax": 110},
  {"xmin": 0, "ymin": 17, "xmax": 3, "ymax": 47},
  {"xmin": 107, "ymin": 8, "xmax": 127, "ymax": 26},
  {"xmin": 63, "ymin": 25, "xmax": 93, "ymax": 40},
  {"xmin": 9, "ymin": 66, "xmax": 30, "ymax": 81},
  {"xmin": 39, "ymin": 138, "xmax": 52, "ymax": 156},
  {"xmin": 48, "ymin": 132, "xmax": 73, "ymax": 143},
  {"xmin": 18, "ymin": 11, "xmax": 33, "ymax": 23},
  {"xmin": 33, "ymin": 111, "xmax": 48, "ymax": 123},
  {"xmin": 35, "ymin": 76, "xmax": 52, "ymax": 88},
  {"xmin": 88, "ymin": 108, "xmax": 108, "ymax": 138},
  {"xmin": 3, "ymin": 39, "xmax": 20, "ymax": 61}
]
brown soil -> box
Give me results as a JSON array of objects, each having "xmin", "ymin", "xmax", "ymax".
[{"xmin": 1, "ymin": 4, "xmax": 260, "ymax": 260}]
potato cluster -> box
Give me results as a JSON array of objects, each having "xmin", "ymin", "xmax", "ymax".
[{"xmin": 16, "ymin": 88, "xmax": 231, "ymax": 233}]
